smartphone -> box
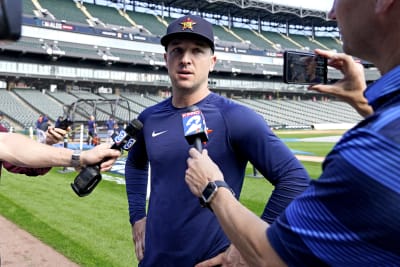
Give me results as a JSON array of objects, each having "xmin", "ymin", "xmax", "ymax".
[
  {"xmin": 59, "ymin": 118, "xmax": 73, "ymax": 130},
  {"xmin": 283, "ymin": 50, "xmax": 328, "ymax": 85}
]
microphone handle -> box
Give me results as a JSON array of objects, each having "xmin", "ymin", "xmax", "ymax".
[
  {"xmin": 194, "ymin": 137, "xmax": 204, "ymax": 206},
  {"xmin": 194, "ymin": 138, "xmax": 202, "ymax": 152}
]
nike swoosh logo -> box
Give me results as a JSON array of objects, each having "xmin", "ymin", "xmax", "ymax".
[{"xmin": 152, "ymin": 130, "xmax": 168, "ymax": 137}]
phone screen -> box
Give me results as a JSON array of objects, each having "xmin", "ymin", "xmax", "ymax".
[{"xmin": 283, "ymin": 51, "xmax": 327, "ymax": 85}]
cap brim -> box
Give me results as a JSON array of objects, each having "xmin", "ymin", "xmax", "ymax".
[{"xmin": 161, "ymin": 32, "xmax": 214, "ymax": 51}]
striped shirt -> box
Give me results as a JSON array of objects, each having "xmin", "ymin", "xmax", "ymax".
[{"xmin": 268, "ymin": 65, "xmax": 400, "ymax": 266}]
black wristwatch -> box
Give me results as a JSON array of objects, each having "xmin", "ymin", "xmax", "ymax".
[
  {"xmin": 71, "ymin": 150, "xmax": 81, "ymax": 167},
  {"xmin": 199, "ymin": 180, "xmax": 234, "ymax": 210}
]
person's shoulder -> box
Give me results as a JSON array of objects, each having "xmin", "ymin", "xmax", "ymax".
[
  {"xmin": 139, "ymin": 97, "xmax": 172, "ymax": 117},
  {"xmin": 207, "ymin": 93, "xmax": 256, "ymax": 115}
]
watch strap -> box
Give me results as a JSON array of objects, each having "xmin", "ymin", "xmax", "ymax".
[{"xmin": 214, "ymin": 180, "xmax": 235, "ymax": 196}]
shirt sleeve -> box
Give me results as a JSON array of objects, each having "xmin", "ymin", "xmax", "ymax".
[
  {"xmin": 2, "ymin": 161, "xmax": 51, "ymax": 176},
  {"xmin": 268, "ymin": 128, "xmax": 400, "ymax": 266},
  {"xmin": 226, "ymin": 105, "xmax": 310, "ymax": 223},
  {"xmin": 125, "ymin": 121, "xmax": 149, "ymax": 225}
]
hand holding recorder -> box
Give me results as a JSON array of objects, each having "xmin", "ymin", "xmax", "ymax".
[{"xmin": 71, "ymin": 119, "xmax": 143, "ymax": 197}]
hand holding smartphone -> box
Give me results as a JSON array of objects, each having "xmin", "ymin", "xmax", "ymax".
[
  {"xmin": 283, "ymin": 50, "xmax": 328, "ymax": 85},
  {"xmin": 58, "ymin": 118, "xmax": 73, "ymax": 130}
]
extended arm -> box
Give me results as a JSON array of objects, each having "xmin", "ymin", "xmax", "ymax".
[
  {"xmin": 0, "ymin": 132, "xmax": 119, "ymax": 170},
  {"xmin": 2, "ymin": 127, "xmax": 67, "ymax": 176}
]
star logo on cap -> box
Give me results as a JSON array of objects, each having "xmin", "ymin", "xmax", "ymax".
[{"xmin": 180, "ymin": 17, "xmax": 196, "ymax": 31}]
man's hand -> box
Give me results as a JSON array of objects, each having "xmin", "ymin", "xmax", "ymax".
[
  {"xmin": 309, "ymin": 49, "xmax": 373, "ymax": 117},
  {"xmin": 185, "ymin": 148, "xmax": 224, "ymax": 197},
  {"xmin": 45, "ymin": 127, "xmax": 67, "ymax": 145},
  {"xmin": 132, "ymin": 217, "xmax": 146, "ymax": 262},
  {"xmin": 80, "ymin": 143, "xmax": 120, "ymax": 171},
  {"xmin": 195, "ymin": 244, "xmax": 249, "ymax": 267}
]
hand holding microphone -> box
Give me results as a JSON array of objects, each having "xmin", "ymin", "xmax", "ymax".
[
  {"xmin": 182, "ymin": 105, "xmax": 213, "ymax": 208},
  {"xmin": 71, "ymin": 119, "xmax": 143, "ymax": 197}
]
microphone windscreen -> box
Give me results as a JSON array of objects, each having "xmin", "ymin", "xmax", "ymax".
[
  {"xmin": 182, "ymin": 105, "xmax": 208, "ymax": 145},
  {"xmin": 113, "ymin": 119, "xmax": 143, "ymax": 151}
]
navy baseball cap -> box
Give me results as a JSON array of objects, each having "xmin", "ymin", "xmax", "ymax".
[{"xmin": 161, "ymin": 15, "xmax": 215, "ymax": 52}]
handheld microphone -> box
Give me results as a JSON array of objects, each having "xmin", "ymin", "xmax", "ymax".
[
  {"xmin": 182, "ymin": 105, "xmax": 208, "ymax": 152},
  {"xmin": 71, "ymin": 119, "xmax": 143, "ymax": 197},
  {"xmin": 182, "ymin": 106, "xmax": 211, "ymax": 208}
]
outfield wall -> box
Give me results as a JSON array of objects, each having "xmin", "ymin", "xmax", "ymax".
[{"xmin": 312, "ymin": 123, "xmax": 356, "ymax": 130}]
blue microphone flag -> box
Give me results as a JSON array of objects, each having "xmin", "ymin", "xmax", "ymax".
[{"xmin": 182, "ymin": 106, "xmax": 208, "ymax": 146}]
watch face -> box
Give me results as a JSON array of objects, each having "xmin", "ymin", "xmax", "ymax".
[
  {"xmin": 202, "ymin": 182, "xmax": 218, "ymax": 203},
  {"xmin": 199, "ymin": 181, "xmax": 234, "ymax": 209},
  {"xmin": 71, "ymin": 150, "xmax": 81, "ymax": 167}
]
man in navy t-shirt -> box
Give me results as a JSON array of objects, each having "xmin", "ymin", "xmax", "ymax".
[{"xmin": 125, "ymin": 14, "xmax": 310, "ymax": 266}]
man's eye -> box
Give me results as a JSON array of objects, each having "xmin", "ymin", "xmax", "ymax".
[{"xmin": 170, "ymin": 48, "xmax": 181, "ymax": 54}]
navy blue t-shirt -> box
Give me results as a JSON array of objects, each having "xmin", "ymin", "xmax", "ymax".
[{"xmin": 126, "ymin": 92, "xmax": 310, "ymax": 266}]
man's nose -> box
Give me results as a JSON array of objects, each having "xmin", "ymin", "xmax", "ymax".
[
  {"xmin": 328, "ymin": 1, "xmax": 336, "ymax": 20},
  {"xmin": 180, "ymin": 51, "xmax": 192, "ymax": 65}
]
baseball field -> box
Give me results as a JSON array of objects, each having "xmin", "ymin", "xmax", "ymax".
[{"xmin": 0, "ymin": 129, "xmax": 343, "ymax": 266}]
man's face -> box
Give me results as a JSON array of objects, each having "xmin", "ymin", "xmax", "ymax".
[
  {"xmin": 164, "ymin": 38, "xmax": 216, "ymax": 93},
  {"xmin": 329, "ymin": 0, "xmax": 375, "ymax": 57},
  {"xmin": 305, "ymin": 58, "xmax": 317, "ymax": 76}
]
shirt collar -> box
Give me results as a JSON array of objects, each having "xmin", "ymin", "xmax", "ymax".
[{"xmin": 365, "ymin": 65, "xmax": 400, "ymax": 110}]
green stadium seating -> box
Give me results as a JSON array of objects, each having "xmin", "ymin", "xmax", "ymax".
[{"xmin": 38, "ymin": 0, "xmax": 88, "ymax": 24}]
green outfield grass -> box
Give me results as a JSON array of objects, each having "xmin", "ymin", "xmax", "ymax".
[
  {"xmin": 0, "ymin": 130, "xmax": 341, "ymax": 266},
  {"xmin": 0, "ymin": 169, "xmax": 135, "ymax": 266}
]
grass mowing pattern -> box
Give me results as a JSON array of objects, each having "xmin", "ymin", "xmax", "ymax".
[{"xmin": 0, "ymin": 130, "xmax": 340, "ymax": 266}]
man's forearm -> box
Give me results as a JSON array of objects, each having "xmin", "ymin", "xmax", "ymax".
[
  {"xmin": 210, "ymin": 188, "xmax": 287, "ymax": 267},
  {"xmin": 0, "ymin": 133, "xmax": 73, "ymax": 167}
]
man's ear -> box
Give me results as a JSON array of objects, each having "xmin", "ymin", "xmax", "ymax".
[
  {"xmin": 375, "ymin": 0, "xmax": 394, "ymax": 13},
  {"xmin": 209, "ymin": 55, "xmax": 217, "ymax": 72}
]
